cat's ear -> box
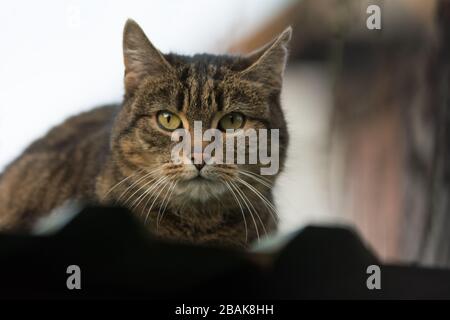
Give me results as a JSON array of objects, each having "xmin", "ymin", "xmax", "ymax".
[
  {"xmin": 240, "ymin": 27, "xmax": 292, "ymax": 89},
  {"xmin": 123, "ymin": 19, "xmax": 172, "ymax": 94}
]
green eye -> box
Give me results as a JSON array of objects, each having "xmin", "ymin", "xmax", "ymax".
[
  {"xmin": 218, "ymin": 113, "xmax": 245, "ymax": 131},
  {"xmin": 157, "ymin": 111, "xmax": 182, "ymax": 131}
]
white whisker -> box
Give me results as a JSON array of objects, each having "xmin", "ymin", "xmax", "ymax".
[
  {"xmin": 157, "ymin": 180, "xmax": 178, "ymax": 231},
  {"xmin": 223, "ymin": 180, "xmax": 248, "ymax": 243},
  {"xmin": 240, "ymin": 169, "xmax": 273, "ymax": 185},
  {"xmin": 232, "ymin": 180, "xmax": 267, "ymax": 237},
  {"xmin": 237, "ymin": 177, "xmax": 279, "ymax": 225},
  {"xmin": 129, "ymin": 175, "xmax": 163, "ymax": 209},
  {"xmin": 116, "ymin": 168, "xmax": 161, "ymax": 204},
  {"xmin": 229, "ymin": 181, "xmax": 260, "ymax": 242},
  {"xmin": 101, "ymin": 168, "xmax": 145, "ymax": 200},
  {"xmin": 140, "ymin": 177, "xmax": 168, "ymax": 217},
  {"xmin": 144, "ymin": 178, "xmax": 171, "ymax": 225}
]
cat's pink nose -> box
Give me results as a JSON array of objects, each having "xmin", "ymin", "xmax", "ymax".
[
  {"xmin": 194, "ymin": 163, "xmax": 205, "ymax": 171},
  {"xmin": 191, "ymin": 154, "xmax": 205, "ymax": 171}
]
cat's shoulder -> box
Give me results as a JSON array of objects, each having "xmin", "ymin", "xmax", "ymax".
[{"xmin": 25, "ymin": 104, "xmax": 120, "ymax": 154}]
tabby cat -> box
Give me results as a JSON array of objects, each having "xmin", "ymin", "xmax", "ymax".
[{"xmin": 0, "ymin": 20, "xmax": 291, "ymax": 247}]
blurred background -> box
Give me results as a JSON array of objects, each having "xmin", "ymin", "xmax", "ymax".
[{"xmin": 1, "ymin": 0, "xmax": 449, "ymax": 267}]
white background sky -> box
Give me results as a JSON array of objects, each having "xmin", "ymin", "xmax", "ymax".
[{"xmin": 0, "ymin": 0, "xmax": 290, "ymax": 171}]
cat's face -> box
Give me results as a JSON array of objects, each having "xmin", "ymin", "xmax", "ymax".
[{"xmin": 111, "ymin": 20, "xmax": 290, "ymax": 209}]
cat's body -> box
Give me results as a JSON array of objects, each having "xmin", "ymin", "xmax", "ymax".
[
  {"xmin": 0, "ymin": 105, "xmax": 116, "ymax": 230},
  {"xmin": 0, "ymin": 20, "xmax": 291, "ymax": 247}
]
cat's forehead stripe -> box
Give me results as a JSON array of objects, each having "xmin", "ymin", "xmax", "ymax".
[{"xmin": 181, "ymin": 62, "xmax": 220, "ymax": 123}]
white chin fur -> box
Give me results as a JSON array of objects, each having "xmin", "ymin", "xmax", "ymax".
[{"xmin": 174, "ymin": 179, "xmax": 227, "ymax": 202}]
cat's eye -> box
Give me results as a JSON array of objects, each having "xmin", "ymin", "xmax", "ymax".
[
  {"xmin": 157, "ymin": 111, "xmax": 182, "ymax": 131},
  {"xmin": 218, "ymin": 113, "xmax": 246, "ymax": 131}
]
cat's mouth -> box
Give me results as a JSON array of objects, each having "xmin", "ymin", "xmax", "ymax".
[
  {"xmin": 191, "ymin": 175, "xmax": 207, "ymax": 182},
  {"xmin": 160, "ymin": 163, "xmax": 237, "ymax": 202},
  {"xmin": 174, "ymin": 176, "xmax": 227, "ymax": 202}
]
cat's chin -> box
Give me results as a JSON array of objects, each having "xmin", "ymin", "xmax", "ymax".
[{"xmin": 173, "ymin": 177, "xmax": 228, "ymax": 203}]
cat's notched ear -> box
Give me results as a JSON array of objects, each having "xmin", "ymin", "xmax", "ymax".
[
  {"xmin": 240, "ymin": 27, "xmax": 292, "ymax": 89},
  {"xmin": 123, "ymin": 19, "xmax": 172, "ymax": 94}
]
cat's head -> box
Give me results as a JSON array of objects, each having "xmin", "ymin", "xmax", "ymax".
[{"xmin": 110, "ymin": 19, "xmax": 290, "ymax": 208}]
